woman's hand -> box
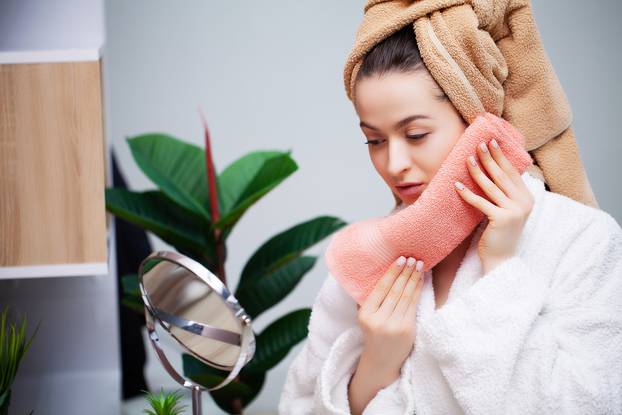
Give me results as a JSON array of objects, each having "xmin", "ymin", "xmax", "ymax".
[
  {"xmin": 348, "ymin": 256, "xmax": 425, "ymax": 415},
  {"xmin": 454, "ymin": 138, "xmax": 535, "ymax": 274},
  {"xmin": 357, "ymin": 256, "xmax": 425, "ymax": 377}
]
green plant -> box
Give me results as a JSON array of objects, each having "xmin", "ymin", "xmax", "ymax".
[
  {"xmin": 142, "ymin": 388, "xmax": 186, "ymax": 415},
  {"xmin": 106, "ymin": 113, "xmax": 347, "ymax": 413},
  {"xmin": 0, "ymin": 307, "xmax": 39, "ymax": 415}
]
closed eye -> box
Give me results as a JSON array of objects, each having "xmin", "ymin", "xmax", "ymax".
[
  {"xmin": 363, "ymin": 133, "xmax": 428, "ymax": 146},
  {"xmin": 406, "ymin": 133, "xmax": 428, "ymax": 140}
]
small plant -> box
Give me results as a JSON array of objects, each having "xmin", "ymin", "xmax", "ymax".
[
  {"xmin": 142, "ymin": 388, "xmax": 187, "ymax": 415},
  {"xmin": 0, "ymin": 307, "xmax": 39, "ymax": 415}
]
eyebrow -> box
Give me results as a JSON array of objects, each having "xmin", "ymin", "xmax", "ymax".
[{"xmin": 359, "ymin": 114, "xmax": 432, "ymax": 131}]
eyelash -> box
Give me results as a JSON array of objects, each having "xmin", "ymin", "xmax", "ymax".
[{"xmin": 364, "ymin": 133, "xmax": 428, "ymax": 146}]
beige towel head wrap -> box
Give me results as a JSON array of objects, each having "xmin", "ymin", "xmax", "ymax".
[{"xmin": 344, "ymin": 0, "xmax": 599, "ymax": 208}]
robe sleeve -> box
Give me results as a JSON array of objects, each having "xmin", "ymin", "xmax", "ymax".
[
  {"xmin": 418, "ymin": 212, "xmax": 622, "ymax": 414},
  {"xmin": 279, "ymin": 274, "xmax": 416, "ymax": 414}
]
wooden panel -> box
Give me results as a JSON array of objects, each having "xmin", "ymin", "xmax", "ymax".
[{"xmin": 0, "ymin": 60, "xmax": 108, "ymax": 267}]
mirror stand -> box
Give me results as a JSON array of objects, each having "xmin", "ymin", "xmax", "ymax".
[
  {"xmin": 139, "ymin": 250, "xmax": 256, "ymax": 415},
  {"xmin": 191, "ymin": 386, "xmax": 202, "ymax": 415}
]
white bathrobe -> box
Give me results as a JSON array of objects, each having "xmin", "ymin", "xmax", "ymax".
[{"xmin": 278, "ymin": 171, "xmax": 622, "ymax": 414}]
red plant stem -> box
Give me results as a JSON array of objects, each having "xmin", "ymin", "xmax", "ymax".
[{"xmin": 199, "ymin": 107, "xmax": 227, "ymax": 286}]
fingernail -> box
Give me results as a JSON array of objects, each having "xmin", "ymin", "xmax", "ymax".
[
  {"xmin": 406, "ymin": 257, "xmax": 416, "ymax": 267},
  {"xmin": 491, "ymin": 139, "xmax": 499, "ymax": 149},
  {"xmin": 479, "ymin": 142, "xmax": 488, "ymax": 153},
  {"xmin": 416, "ymin": 260, "xmax": 424, "ymax": 272},
  {"xmin": 455, "ymin": 181, "xmax": 465, "ymax": 190},
  {"xmin": 397, "ymin": 256, "xmax": 406, "ymax": 265},
  {"xmin": 468, "ymin": 155, "xmax": 477, "ymax": 167}
]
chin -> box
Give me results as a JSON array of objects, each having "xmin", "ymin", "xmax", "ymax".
[
  {"xmin": 405, "ymin": 198, "xmax": 418, "ymax": 206},
  {"xmin": 396, "ymin": 198, "xmax": 417, "ymax": 210},
  {"xmin": 403, "ymin": 194, "xmax": 420, "ymax": 204}
]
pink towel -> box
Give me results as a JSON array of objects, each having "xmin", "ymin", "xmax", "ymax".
[{"xmin": 325, "ymin": 113, "xmax": 534, "ymax": 305}]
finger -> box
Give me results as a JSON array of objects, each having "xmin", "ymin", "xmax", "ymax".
[
  {"xmin": 455, "ymin": 180, "xmax": 502, "ymax": 217},
  {"xmin": 361, "ymin": 256, "xmax": 407, "ymax": 313},
  {"xmin": 404, "ymin": 268, "xmax": 426, "ymax": 322},
  {"xmin": 489, "ymin": 138, "xmax": 524, "ymax": 186},
  {"xmin": 394, "ymin": 260, "xmax": 424, "ymax": 317},
  {"xmin": 376, "ymin": 257, "xmax": 417, "ymax": 318},
  {"xmin": 476, "ymin": 140, "xmax": 522, "ymax": 203},
  {"xmin": 488, "ymin": 138, "xmax": 534, "ymax": 204},
  {"xmin": 467, "ymin": 147, "xmax": 513, "ymax": 208}
]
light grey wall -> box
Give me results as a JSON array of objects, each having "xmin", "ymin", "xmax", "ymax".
[{"xmin": 104, "ymin": 1, "xmax": 622, "ymax": 413}]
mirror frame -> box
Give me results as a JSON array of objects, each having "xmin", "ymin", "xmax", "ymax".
[{"xmin": 138, "ymin": 250, "xmax": 256, "ymax": 391}]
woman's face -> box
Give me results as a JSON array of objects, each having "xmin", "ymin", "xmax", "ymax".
[{"xmin": 354, "ymin": 70, "xmax": 467, "ymax": 206}]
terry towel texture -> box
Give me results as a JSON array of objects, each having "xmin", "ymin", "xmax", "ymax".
[
  {"xmin": 279, "ymin": 171, "xmax": 622, "ymax": 414},
  {"xmin": 325, "ymin": 112, "xmax": 533, "ymax": 305},
  {"xmin": 344, "ymin": 0, "xmax": 599, "ymax": 209}
]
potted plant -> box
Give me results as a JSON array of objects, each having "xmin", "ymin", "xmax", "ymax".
[
  {"xmin": 142, "ymin": 389, "xmax": 186, "ymax": 415},
  {"xmin": 106, "ymin": 113, "xmax": 346, "ymax": 413},
  {"xmin": 0, "ymin": 307, "xmax": 39, "ymax": 415}
]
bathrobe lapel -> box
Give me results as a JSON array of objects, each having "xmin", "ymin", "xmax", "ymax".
[
  {"xmin": 410, "ymin": 170, "xmax": 546, "ymax": 414},
  {"xmin": 417, "ymin": 218, "xmax": 487, "ymax": 320}
]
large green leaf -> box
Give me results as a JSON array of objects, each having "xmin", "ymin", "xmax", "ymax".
[
  {"xmin": 127, "ymin": 133, "xmax": 215, "ymax": 220},
  {"xmin": 0, "ymin": 389, "xmax": 10, "ymax": 414},
  {"xmin": 243, "ymin": 308, "xmax": 311, "ymax": 374},
  {"xmin": 120, "ymin": 274, "xmax": 144, "ymax": 314},
  {"xmin": 105, "ymin": 188, "xmax": 217, "ymax": 266},
  {"xmin": 235, "ymin": 256, "xmax": 316, "ymax": 319},
  {"xmin": 121, "ymin": 273, "xmax": 139, "ymax": 294},
  {"xmin": 239, "ymin": 216, "xmax": 347, "ymax": 287},
  {"xmin": 214, "ymin": 151, "xmax": 297, "ymax": 231},
  {"xmin": 121, "ymin": 297, "xmax": 144, "ymax": 315},
  {"xmin": 183, "ymin": 354, "xmax": 265, "ymax": 413}
]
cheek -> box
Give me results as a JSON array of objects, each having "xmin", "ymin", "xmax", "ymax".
[
  {"xmin": 428, "ymin": 126, "xmax": 466, "ymax": 173},
  {"xmin": 442, "ymin": 123, "xmax": 466, "ymax": 152},
  {"xmin": 369, "ymin": 149, "xmax": 391, "ymax": 181},
  {"xmin": 369, "ymin": 150, "xmax": 383, "ymax": 174}
]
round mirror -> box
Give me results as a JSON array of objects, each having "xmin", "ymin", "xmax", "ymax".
[{"xmin": 138, "ymin": 250, "xmax": 256, "ymax": 414}]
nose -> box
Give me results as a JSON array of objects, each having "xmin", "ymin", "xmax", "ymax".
[{"xmin": 387, "ymin": 137, "xmax": 412, "ymax": 177}]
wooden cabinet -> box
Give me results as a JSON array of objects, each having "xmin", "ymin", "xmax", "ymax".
[{"xmin": 0, "ymin": 57, "xmax": 109, "ymax": 278}]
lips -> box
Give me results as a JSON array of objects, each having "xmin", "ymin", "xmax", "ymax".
[{"xmin": 396, "ymin": 183, "xmax": 426, "ymax": 197}]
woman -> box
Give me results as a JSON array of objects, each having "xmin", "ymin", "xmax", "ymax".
[{"xmin": 279, "ymin": 10, "xmax": 622, "ymax": 415}]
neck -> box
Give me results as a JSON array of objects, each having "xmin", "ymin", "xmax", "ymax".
[{"xmin": 433, "ymin": 226, "xmax": 477, "ymax": 277}]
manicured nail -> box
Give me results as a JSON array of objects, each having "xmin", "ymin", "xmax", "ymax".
[
  {"xmin": 479, "ymin": 142, "xmax": 488, "ymax": 153},
  {"xmin": 416, "ymin": 260, "xmax": 424, "ymax": 272},
  {"xmin": 406, "ymin": 257, "xmax": 416, "ymax": 267},
  {"xmin": 397, "ymin": 256, "xmax": 406, "ymax": 265},
  {"xmin": 455, "ymin": 181, "xmax": 465, "ymax": 190},
  {"xmin": 468, "ymin": 155, "xmax": 477, "ymax": 167},
  {"xmin": 491, "ymin": 139, "xmax": 499, "ymax": 149}
]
